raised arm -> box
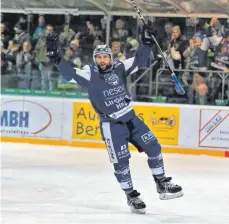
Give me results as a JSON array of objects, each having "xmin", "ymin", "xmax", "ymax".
[
  {"xmin": 45, "ymin": 33, "xmax": 91, "ymax": 87},
  {"xmin": 57, "ymin": 61, "xmax": 91, "ymax": 87},
  {"xmin": 123, "ymin": 44, "xmax": 152, "ymax": 76},
  {"xmin": 123, "ymin": 25, "xmax": 154, "ymax": 76}
]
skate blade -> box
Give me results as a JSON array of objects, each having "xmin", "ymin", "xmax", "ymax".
[
  {"xmin": 130, "ymin": 206, "xmax": 146, "ymax": 214},
  {"xmin": 159, "ymin": 191, "xmax": 183, "ymax": 200}
]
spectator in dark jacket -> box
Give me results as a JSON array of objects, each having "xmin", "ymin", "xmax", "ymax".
[
  {"xmin": 13, "ymin": 23, "xmax": 31, "ymax": 47},
  {"xmin": 183, "ymin": 34, "xmax": 208, "ymax": 103},
  {"xmin": 169, "ymin": 26, "xmax": 187, "ymax": 69},
  {"xmin": 2, "ymin": 39, "xmax": 18, "ymax": 73},
  {"xmin": 16, "ymin": 41, "xmax": 35, "ymax": 89},
  {"xmin": 1, "ymin": 23, "xmax": 11, "ymax": 49}
]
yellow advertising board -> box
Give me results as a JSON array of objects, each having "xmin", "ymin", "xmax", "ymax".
[
  {"xmin": 72, "ymin": 102, "xmax": 101, "ymax": 140},
  {"xmin": 134, "ymin": 105, "xmax": 179, "ymax": 145},
  {"xmin": 72, "ymin": 102, "xmax": 179, "ymax": 145}
]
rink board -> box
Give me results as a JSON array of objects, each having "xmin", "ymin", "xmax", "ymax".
[{"xmin": 1, "ymin": 95, "xmax": 229, "ymax": 157}]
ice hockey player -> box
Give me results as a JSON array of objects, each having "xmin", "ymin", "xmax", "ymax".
[{"xmin": 46, "ymin": 25, "xmax": 183, "ymax": 214}]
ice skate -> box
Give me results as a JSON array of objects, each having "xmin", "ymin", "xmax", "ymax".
[
  {"xmin": 155, "ymin": 177, "xmax": 183, "ymax": 200},
  {"xmin": 126, "ymin": 190, "xmax": 146, "ymax": 214}
]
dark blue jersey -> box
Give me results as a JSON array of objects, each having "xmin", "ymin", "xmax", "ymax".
[{"xmin": 58, "ymin": 44, "xmax": 152, "ymax": 122}]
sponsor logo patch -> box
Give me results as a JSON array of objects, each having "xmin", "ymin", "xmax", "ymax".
[{"xmin": 141, "ymin": 131, "xmax": 155, "ymax": 143}]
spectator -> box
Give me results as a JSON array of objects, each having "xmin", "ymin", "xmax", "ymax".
[
  {"xmin": 70, "ymin": 39, "xmax": 79, "ymax": 52},
  {"xmin": 183, "ymin": 34, "xmax": 208, "ymax": 103},
  {"xmin": 169, "ymin": 26, "xmax": 187, "ymax": 69},
  {"xmin": 100, "ymin": 17, "xmax": 107, "ymax": 34},
  {"xmin": 111, "ymin": 41, "xmax": 126, "ymax": 61},
  {"xmin": 64, "ymin": 47, "xmax": 81, "ymax": 68},
  {"xmin": 13, "ymin": 23, "xmax": 31, "ymax": 47},
  {"xmin": 125, "ymin": 37, "xmax": 139, "ymax": 59},
  {"xmin": 16, "ymin": 41, "xmax": 35, "ymax": 89},
  {"xmin": 183, "ymin": 34, "xmax": 208, "ymax": 71},
  {"xmin": 86, "ymin": 21, "xmax": 103, "ymax": 39},
  {"xmin": 2, "ymin": 39, "xmax": 18, "ymax": 73},
  {"xmin": 1, "ymin": 23, "xmax": 11, "ymax": 49},
  {"xmin": 17, "ymin": 16, "xmax": 27, "ymax": 31},
  {"xmin": 112, "ymin": 18, "xmax": 129, "ymax": 43},
  {"xmin": 162, "ymin": 22, "xmax": 173, "ymax": 51},
  {"xmin": 79, "ymin": 21, "xmax": 102, "ymax": 58},
  {"xmin": 0, "ymin": 13, "xmax": 227, "ymax": 105},
  {"xmin": 194, "ymin": 82, "xmax": 209, "ymax": 105},
  {"xmin": 201, "ymin": 25, "xmax": 223, "ymax": 52},
  {"xmin": 209, "ymin": 17, "xmax": 225, "ymax": 37},
  {"xmin": 211, "ymin": 40, "xmax": 229, "ymax": 73},
  {"xmin": 70, "ymin": 39, "xmax": 83, "ymax": 58},
  {"xmin": 81, "ymin": 21, "xmax": 103, "ymax": 48},
  {"xmin": 32, "ymin": 15, "xmax": 46, "ymax": 45},
  {"xmin": 59, "ymin": 24, "xmax": 76, "ymax": 52},
  {"xmin": 34, "ymin": 25, "xmax": 57, "ymax": 90}
]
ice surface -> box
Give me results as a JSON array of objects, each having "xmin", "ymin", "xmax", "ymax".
[{"xmin": 1, "ymin": 142, "xmax": 229, "ymax": 224}]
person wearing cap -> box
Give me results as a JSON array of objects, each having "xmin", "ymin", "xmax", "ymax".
[{"xmin": 183, "ymin": 33, "xmax": 207, "ymax": 71}]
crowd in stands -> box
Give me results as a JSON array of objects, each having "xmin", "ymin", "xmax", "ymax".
[{"xmin": 1, "ymin": 14, "xmax": 229, "ymax": 105}]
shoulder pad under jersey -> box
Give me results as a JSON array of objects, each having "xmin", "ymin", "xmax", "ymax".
[{"xmin": 113, "ymin": 60, "xmax": 123, "ymax": 69}]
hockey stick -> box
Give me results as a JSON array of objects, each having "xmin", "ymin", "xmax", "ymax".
[{"xmin": 130, "ymin": 0, "xmax": 185, "ymax": 95}]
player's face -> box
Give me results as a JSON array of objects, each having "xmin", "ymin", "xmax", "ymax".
[{"xmin": 95, "ymin": 53, "xmax": 111, "ymax": 70}]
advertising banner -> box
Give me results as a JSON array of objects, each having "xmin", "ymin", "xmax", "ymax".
[
  {"xmin": 1, "ymin": 96, "xmax": 63, "ymax": 138},
  {"xmin": 72, "ymin": 102, "xmax": 179, "ymax": 145},
  {"xmin": 72, "ymin": 102, "xmax": 101, "ymax": 140},
  {"xmin": 134, "ymin": 106, "xmax": 180, "ymax": 145},
  {"xmin": 199, "ymin": 109, "xmax": 229, "ymax": 149}
]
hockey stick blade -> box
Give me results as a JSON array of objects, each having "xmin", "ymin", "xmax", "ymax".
[
  {"xmin": 171, "ymin": 73, "xmax": 185, "ymax": 95},
  {"xmin": 130, "ymin": 0, "xmax": 185, "ymax": 95}
]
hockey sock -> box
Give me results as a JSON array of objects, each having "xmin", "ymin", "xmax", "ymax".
[
  {"xmin": 144, "ymin": 142, "xmax": 165, "ymax": 179},
  {"xmin": 147, "ymin": 153, "xmax": 165, "ymax": 179},
  {"xmin": 113, "ymin": 161, "xmax": 133, "ymax": 192}
]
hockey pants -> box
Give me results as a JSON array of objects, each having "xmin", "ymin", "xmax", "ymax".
[{"xmin": 100, "ymin": 116, "xmax": 164, "ymax": 191}]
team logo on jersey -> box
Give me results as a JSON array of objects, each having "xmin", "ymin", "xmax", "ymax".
[{"xmin": 105, "ymin": 72, "xmax": 119, "ymax": 86}]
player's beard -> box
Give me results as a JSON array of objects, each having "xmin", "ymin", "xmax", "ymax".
[{"xmin": 99, "ymin": 63, "xmax": 111, "ymax": 71}]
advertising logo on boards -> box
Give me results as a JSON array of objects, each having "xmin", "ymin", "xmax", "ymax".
[
  {"xmin": 134, "ymin": 106, "xmax": 179, "ymax": 145},
  {"xmin": 72, "ymin": 102, "xmax": 179, "ymax": 146},
  {"xmin": 1, "ymin": 100, "xmax": 52, "ymax": 136},
  {"xmin": 72, "ymin": 102, "xmax": 101, "ymax": 140},
  {"xmin": 199, "ymin": 109, "xmax": 229, "ymax": 149}
]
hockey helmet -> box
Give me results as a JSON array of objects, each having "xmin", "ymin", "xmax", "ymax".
[{"xmin": 93, "ymin": 45, "xmax": 113, "ymax": 70}]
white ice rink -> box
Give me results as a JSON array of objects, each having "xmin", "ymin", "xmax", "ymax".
[{"xmin": 1, "ymin": 142, "xmax": 229, "ymax": 224}]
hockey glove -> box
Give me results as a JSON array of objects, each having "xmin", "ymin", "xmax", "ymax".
[
  {"xmin": 141, "ymin": 25, "xmax": 157, "ymax": 47},
  {"xmin": 46, "ymin": 33, "xmax": 61, "ymax": 64}
]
